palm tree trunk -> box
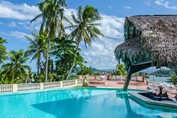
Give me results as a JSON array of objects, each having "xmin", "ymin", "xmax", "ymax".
[
  {"xmin": 66, "ymin": 56, "xmax": 76, "ymax": 80},
  {"xmin": 45, "ymin": 50, "xmax": 48, "ymax": 82},
  {"xmin": 37, "ymin": 58, "xmax": 40, "ymax": 75},
  {"xmin": 66, "ymin": 44, "xmax": 79, "ymax": 80},
  {"xmin": 45, "ymin": 39, "xmax": 50, "ymax": 82}
]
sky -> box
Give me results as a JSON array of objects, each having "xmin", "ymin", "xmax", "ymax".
[{"xmin": 0, "ymin": 0, "xmax": 177, "ymax": 72}]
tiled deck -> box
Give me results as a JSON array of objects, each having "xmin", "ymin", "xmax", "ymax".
[{"xmin": 89, "ymin": 80, "xmax": 148, "ymax": 90}]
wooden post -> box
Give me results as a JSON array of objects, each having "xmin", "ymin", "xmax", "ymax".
[{"xmin": 94, "ymin": 75, "xmax": 96, "ymax": 80}]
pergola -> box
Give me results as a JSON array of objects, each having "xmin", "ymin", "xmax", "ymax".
[{"xmin": 114, "ymin": 15, "xmax": 177, "ymax": 90}]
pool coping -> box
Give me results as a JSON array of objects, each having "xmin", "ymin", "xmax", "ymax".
[
  {"xmin": 0, "ymin": 87, "xmax": 143, "ymax": 96},
  {"xmin": 129, "ymin": 92, "xmax": 177, "ymax": 108}
]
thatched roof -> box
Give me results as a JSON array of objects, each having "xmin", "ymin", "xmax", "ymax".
[{"xmin": 115, "ymin": 15, "xmax": 177, "ymax": 70}]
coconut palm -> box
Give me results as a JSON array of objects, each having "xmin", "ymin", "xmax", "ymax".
[
  {"xmin": 70, "ymin": 5, "xmax": 103, "ymax": 46},
  {"xmin": 67, "ymin": 5, "xmax": 103, "ymax": 79},
  {"xmin": 1, "ymin": 50, "xmax": 31, "ymax": 83},
  {"xmin": 25, "ymin": 32, "xmax": 47, "ymax": 75},
  {"xmin": 31, "ymin": 0, "xmax": 72, "ymax": 82},
  {"xmin": 0, "ymin": 37, "xmax": 7, "ymax": 64}
]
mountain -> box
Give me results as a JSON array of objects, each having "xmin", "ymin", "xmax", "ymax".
[{"xmin": 91, "ymin": 68, "xmax": 116, "ymax": 73}]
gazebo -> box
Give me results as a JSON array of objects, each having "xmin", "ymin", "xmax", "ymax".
[{"xmin": 114, "ymin": 15, "xmax": 177, "ymax": 90}]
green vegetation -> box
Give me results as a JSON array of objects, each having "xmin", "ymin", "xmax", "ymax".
[
  {"xmin": 167, "ymin": 75, "xmax": 177, "ymax": 85},
  {"xmin": 0, "ymin": 37, "xmax": 7, "ymax": 64},
  {"xmin": 116, "ymin": 64, "xmax": 127, "ymax": 76},
  {"xmin": 77, "ymin": 66, "xmax": 92, "ymax": 75},
  {"xmin": 0, "ymin": 0, "xmax": 103, "ymax": 84},
  {"xmin": 1, "ymin": 50, "xmax": 31, "ymax": 84}
]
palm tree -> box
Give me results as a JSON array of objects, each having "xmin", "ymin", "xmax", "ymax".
[
  {"xmin": 31, "ymin": 0, "xmax": 72, "ymax": 82},
  {"xmin": 67, "ymin": 5, "xmax": 103, "ymax": 79},
  {"xmin": 0, "ymin": 37, "xmax": 7, "ymax": 64},
  {"xmin": 25, "ymin": 32, "xmax": 47, "ymax": 75},
  {"xmin": 1, "ymin": 50, "xmax": 31, "ymax": 83}
]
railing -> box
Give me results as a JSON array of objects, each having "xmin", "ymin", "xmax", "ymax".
[
  {"xmin": 0, "ymin": 79, "xmax": 83, "ymax": 93},
  {"xmin": 78, "ymin": 79, "xmax": 83, "ymax": 85},
  {"xmin": 17, "ymin": 83, "xmax": 40, "ymax": 91},
  {"xmin": 43, "ymin": 82, "xmax": 60, "ymax": 89},
  {"xmin": 63, "ymin": 80, "xmax": 75, "ymax": 87},
  {"xmin": 0, "ymin": 84, "xmax": 13, "ymax": 93}
]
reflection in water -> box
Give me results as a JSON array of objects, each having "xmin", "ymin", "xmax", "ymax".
[
  {"xmin": 0, "ymin": 89, "xmax": 177, "ymax": 118},
  {"xmin": 116, "ymin": 91, "xmax": 176, "ymax": 118},
  {"xmin": 118, "ymin": 93, "xmax": 145, "ymax": 118}
]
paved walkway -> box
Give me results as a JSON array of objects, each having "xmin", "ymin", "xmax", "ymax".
[{"xmin": 89, "ymin": 80, "xmax": 148, "ymax": 90}]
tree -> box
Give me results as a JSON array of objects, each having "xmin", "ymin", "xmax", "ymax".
[
  {"xmin": 0, "ymin": 37, "xmax": 7, "ymax": 64},
  {"xmin": 31, "ymin": 0, "xmax": 71, "ymax": 82},
  {"xmin": 1, "ymin": 50, "xmax": 31, "ymax": 83},
  {"xmin": 116, "ymin": 64, "xmax": 127, "ymax": 76},
  {"xmin": 167, "ymin": 75, "xmax": 177, "ymax": 85},
  {"xmin": 77, "ymin": 66, "xmax": 92, "ymax": 75},
  {"xmin": 25, "ymin": 32, "xmax": 47, "ymax": 75},
  {"xmin": 67, "ymin": 5, "xmax": 103, "ymax": 79},
  {"xmin": 52, "ymin": 37, "xmax": 86, "ymax": 80}
]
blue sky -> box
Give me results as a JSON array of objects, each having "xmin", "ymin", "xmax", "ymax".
[{"xmin": 0, "ymin": 0, "xmax": 177, "ymax": 72}]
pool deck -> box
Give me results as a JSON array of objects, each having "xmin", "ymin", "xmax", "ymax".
[
  {"xmin": 89, "ymin": 80, "xmax": 148, "ymax": 90},
  {"xmin": 129, "ymin": 92, "xmax": 177, "ymax": 108}
]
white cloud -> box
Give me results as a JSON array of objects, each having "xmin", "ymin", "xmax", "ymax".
[
  {"xmin": 155, "ymin": 0, "xmax": 177, "ymax": 10},
  {"xmin": 123, "ymin": 5, "xmax": 132, "ymax": 10},
  {"xmin": 0, "ymin": 1, "xmax": 40, "ymax": 20},
  {"xmin": 81, "ymin": 37, "xmax": 123, "ymax": 69},
  {"xmin": 63, "ymin": 8, "xmax": 124, "ymax": 69},
  {"xmin": 0, "ymin": 1, "xmax": 125, "ymax": 69},
  {"xmin": 0, "ymin": 31, "xmax": 29, "ymax": 40},
  {"xmin": 64, "ymin": 8, "xmax": 124, "ymax": 39},
  {"xmin": 98, "ymin": 15, "xmax": 124, "ymax": 39}
]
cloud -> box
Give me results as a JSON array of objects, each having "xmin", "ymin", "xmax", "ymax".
[
  {"xmin": 0, "ymin": 1, "xmax": 40, "ymax": 20},
  {"xmin": 155, "ymin": 0, "xmax": 177, "ymax": 10},
  {"xmin": 0, "ymin": 1, "xmax": 125, "ymax": 69},
  {"xmin": 0, "ymin": 31, "xmax": 29, "ymax": 40},
  {"xmin": 64, "ymin": 8, "xmax": 124, "ymax": 39},
  {"xmin": 63, "ymin": 8, "xmax": 124, "ymax": 69},
  {"xmin": 98, "ymin": 15, "xmax": 124, "ymax": 39},
  {"xmin": 81, "ymin": 37, "xmax": 123, "ymax": 69},
  {"xmin": 123, "ymin": 5, "xmax": 132, "ymax": 10}
]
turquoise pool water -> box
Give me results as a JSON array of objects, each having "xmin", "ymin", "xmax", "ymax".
[{"xmin": 0, "ymin": 88, "xmax": 177, "ymax": 118}]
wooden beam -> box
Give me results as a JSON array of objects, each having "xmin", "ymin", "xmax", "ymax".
[
  {"xmin": 123, "ymin": 62, "xmax": 155, "ymax": 91},
  {"xmin": 123, "ymin": 67, "xmax": 132, "ymax": 91}
]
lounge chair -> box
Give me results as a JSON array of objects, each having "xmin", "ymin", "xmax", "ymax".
[
  {"xmin": 100, "ymin": 75, "xmax": 107, "ymax": 80},
  {"xmin": 167, "ymin": 86, "xmax": 177, "ymax": 103}
]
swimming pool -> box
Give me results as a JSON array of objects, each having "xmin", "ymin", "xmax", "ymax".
[{"xmin": 0, "ymin": 88, "xmax": 177, "ymax": 118}]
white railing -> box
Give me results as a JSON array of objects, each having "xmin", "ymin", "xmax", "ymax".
[
  {"xmin": 0, "ymin": 79, "xmax": 83, "ymax": 93},
  {"xmin": 78, "ymin": 79, "xmax": 83, "ymax": 85},
  {"xmin": 63, "ymin": 80, "xmax": 75, "ymax": 87},
  {"xmin": 0, "ymin": 84, "xmax": 13, "ymax": 93},
  {"xmin": 43, "ymin": 82, "xmax": 60, "ymax": 89},
  {"xmin": 17, "ymin": 83, "xmax": 40, "ymax": 91}
]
